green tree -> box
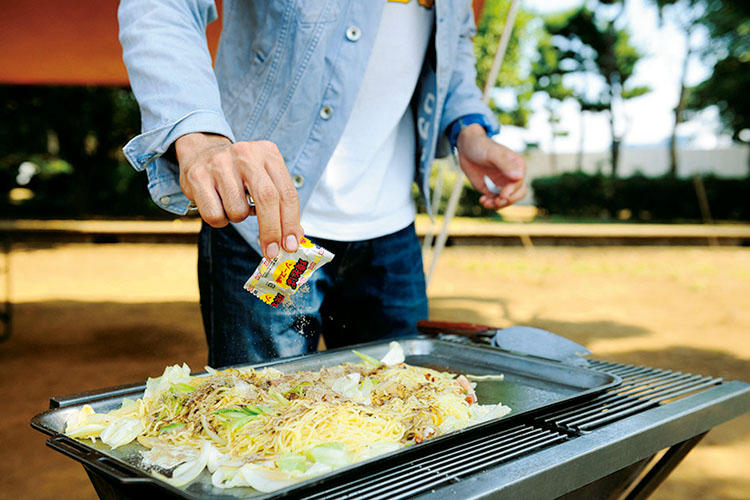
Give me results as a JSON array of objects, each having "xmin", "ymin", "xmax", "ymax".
[
  {"xmin": 0, "ymin": 85, "xmax": 161, "ymax": 218},
  {"xmin": 648, "ymin": 0, "xmax": 706, "ymax": 177},
  {"xmin": 531, "ymin": 33, "xmax": 576, "ymax": 171},
  {"xmin": 687, "ymin": 1, "xmax": 750, "ymax": 150},
  {"xmin": 542, "ymin": 2, "xmax": 651, "ymax": 177},
  {"xmin": 474, "ymin": 0, "xmax": 537, "ymax": 128}
]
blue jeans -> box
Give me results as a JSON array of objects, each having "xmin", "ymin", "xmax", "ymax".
[{"xmin": 198, "ymin": 222, "xmax": 428, "ymax": 367}]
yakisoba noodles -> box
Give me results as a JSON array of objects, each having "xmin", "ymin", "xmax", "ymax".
[{"xmin": 64, "ymin": 342, "xmax": 511, "ymax": 492}]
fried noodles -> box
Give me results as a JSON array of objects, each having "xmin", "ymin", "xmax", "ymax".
[{"xmin": 65, "ymin": 342, "xmax": 511, "ymax": 491}]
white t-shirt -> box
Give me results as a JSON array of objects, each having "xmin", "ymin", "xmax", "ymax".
[{"xmin": 301, "ymin": 0, "xmax": 434, "ymax": 241}]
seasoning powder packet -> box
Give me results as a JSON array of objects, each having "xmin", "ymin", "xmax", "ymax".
[{"xmin": 244, "ymin": 236, "xmax": 334, "ymax": 307}]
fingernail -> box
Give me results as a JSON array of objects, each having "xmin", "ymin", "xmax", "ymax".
[
  {"xmin": 266, "ymin": 242, "xmax": 279, "ymax": 259},
  {"xmin": 510, "ymin": 168, "xmax": 523, "ymax": 178},
  {"xmin": 285, "ymin": 234, "xmax": 298, "ymax": 252}
]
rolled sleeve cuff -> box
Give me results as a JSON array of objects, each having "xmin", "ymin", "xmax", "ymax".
[
  {"xmin": 447, "ymin": 113, "xmax": 500, "ymax": 149},
  {"xmin": 436, "ymin": 103, "xmax": 499, "ymax": 158},
  {"xmin": 122, "ymin": 109, "xmax": 235, "ymax": 215}
]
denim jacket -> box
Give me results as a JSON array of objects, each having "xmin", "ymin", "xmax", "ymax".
[{"xmin": 118, "ymin": 0, "xmax": 498, "ymax": 252}]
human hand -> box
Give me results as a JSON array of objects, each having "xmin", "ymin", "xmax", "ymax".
[
  {"xmin": 456, "ymin": 124, "xmax": 526, "ymax": 210},
  {"xmin": 175, "ymin": 132, "xmax": 302, "ymax": 259}
]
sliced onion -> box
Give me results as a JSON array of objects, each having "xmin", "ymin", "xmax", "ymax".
[
  {"xmin": 162, "ymin": 440, "xmax": 210, "ymax": 487},
  {"xmin": 231, "ymin": 465, "xmax": 299, "ymax": 492},
  {"xmin": 211, "ymin": 466, "xmax": 238, "ymax": 488},
  {"xmin": 200, "ymin": 414, "xmax": 227, "ymax": 446},
  {"xmin": 100, "ymin": 418, "xmax": 144, "ymax": 449}
]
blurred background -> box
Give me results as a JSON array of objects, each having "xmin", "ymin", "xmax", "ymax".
[{"xmin": 0, "ymin": 1, "xmax": 748, "ymax": 499}]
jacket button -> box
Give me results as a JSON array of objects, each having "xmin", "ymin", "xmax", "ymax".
[
  {"xmin": 345, "ymin": 26, "xmax": 361, "ymax": 42},
  {"xmin": 319, "ymin": 105, "xmax": 333, "ymax": 120},
  {"xmin": 292, "ymin": 175, "xmax": 305, "ymax": 188},
  {"xmin": 159, "ymin": 196, "xmax": 171, "ymax": 205}
]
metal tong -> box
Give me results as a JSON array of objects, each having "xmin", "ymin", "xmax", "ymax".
[{"xmin": 417, "ymin": 320, "xmax": 591, "ymax": 366}]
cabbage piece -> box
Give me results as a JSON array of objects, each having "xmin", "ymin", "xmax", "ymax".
[
  {"xmin": 330, "ymin": 373, "xmax": 361, "ymax": 399},
  {"xmin": 267, "ymin": 388, "xmax": 289, "ymax": 406},
  {"xmin": 100, "ymin": 417, "xmax": 144, "ymax": 449},
  {"xmin": 158, "ymin": 422, "xmax": 185, "ymax": 434},
  {"xmin": 300, "ymin": 462, "xmax": 333, "ymax": 477},
  {"xmin": 252, "ymin": 367, "xmax": 284, "ymax": 378},
  {"xmin": 66, "ymin": 424, "xmax": 108, "ymax": 439},
  {"xmin": 276, "ymin": 454, "xmax": 308, "ymax": 473},
  {"xmin": 358, "ymin": 376, "xmax": 375, "ymax": 402},
  {"xmin": 144, "ymin": 363, "xmax": 192, "ymax": 402},
  {"xmin": 352, "ymin": 350, "xmax": 382, "ymax": 368},
  {"xmin": 284, "ymin": 381, "xmax": 312, "ymax": 397},
  {"xmin": 65, "ymin": 405, "xmax": 109, "ymax": 438},
  {"xmin": 169, "ymin": 383, "xmax": 196, "ymax": 394},
  {"xmin": 380, "ymin": 341, "xmax": 405, "ymax": 366},
  {"xmin": 306, "ymin": 443, "xmax": 350, "ymax": 469},
  {"xmin": 109, "ymin": 398, "xmax": 139, "ymax": 418},
  {"xmin": 229, "ymin": 379, "xmax": 254, "ymax": 398}
]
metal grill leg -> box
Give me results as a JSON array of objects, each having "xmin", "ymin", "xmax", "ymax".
[
  {"xmin": 623, "ymin": 432, "xmax": 708, "ymax": 500},
  {"xmin": 84, "ymin": 466, "xmax": 133, "ymax": 500}
]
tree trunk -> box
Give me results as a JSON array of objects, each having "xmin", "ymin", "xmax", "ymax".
[
  {"xmin": 576, "ymin": 110, "xmax": 585, "ymax": 170},
  {"xmin": 670, "ymin": 27, "xmax": 694, "ymax": 177},
  {"xmin": 549, "ymin": 136, "xmax": 558, "ymax": 174},
  {"xmin": 547, "ymin": 101, "xmax": 559, "ymax": 174},
  {"xmin": 608, "ymin": 108, "xmax": 620, "ymax": 178}
]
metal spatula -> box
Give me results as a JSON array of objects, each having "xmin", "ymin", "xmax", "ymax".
[{"xmin": 417, "ymin": 320, "xmax": 591, "ymax": 366}]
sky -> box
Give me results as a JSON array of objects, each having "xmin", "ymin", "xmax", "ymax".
[{"xmin": 496, "ymin": 0, "xmax": 732, "ymax": 154}]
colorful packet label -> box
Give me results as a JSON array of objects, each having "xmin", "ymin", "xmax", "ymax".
[{"xmin": 243, "ymin": 236, "xmax": 334, "ymax": 307}]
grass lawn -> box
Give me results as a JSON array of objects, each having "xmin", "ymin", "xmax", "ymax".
[{"xmin": 1, "ymin": 243, "xmax": 747, "ymax": 500}]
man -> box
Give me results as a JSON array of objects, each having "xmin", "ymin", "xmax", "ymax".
[{"xmin": 118, "ymin": 0, "xmax": 526, "ymax": 367}]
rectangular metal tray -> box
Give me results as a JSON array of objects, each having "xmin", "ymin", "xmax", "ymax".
[{"xmin": 31, "ymin": 337, "xmax": 620, "ymax": 499}]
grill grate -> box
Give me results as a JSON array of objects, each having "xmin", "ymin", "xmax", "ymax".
[
  {"xmin": 535, "ymin": 360, "xmax": 723, "ymax": 433},
  {"xmin": 302, "ymin": 425, "xmax": 567, "ymax": 500},
  {"xmin": 298, "ymin": 360, "xmax": 723, "ymax": 500}
]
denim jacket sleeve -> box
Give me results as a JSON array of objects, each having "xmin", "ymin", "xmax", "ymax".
[
  {"xmin": 439, "ymin": 2, "xmax": 499, "ymax": 143},
  {"xmin": 118, "ymin": 0, "xmax": 235, "ymax": 214}
]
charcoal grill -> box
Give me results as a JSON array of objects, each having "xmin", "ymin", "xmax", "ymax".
[{"xmin": 32, "ymin": 333, "xmax": 749, "ymax": 499}]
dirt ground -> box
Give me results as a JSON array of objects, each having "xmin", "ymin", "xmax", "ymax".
[{"xmin": 0, "ymin": 243, "xmax": 747, "ymax": 500}]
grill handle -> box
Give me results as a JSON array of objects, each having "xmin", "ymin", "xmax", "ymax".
[
  {"xmin": 47, "ymin": 435, "xmax": 153, "ymax": 485},
  {"xmin": 417, "ymin": 320, "xmax": 494, "ymax": 338}
]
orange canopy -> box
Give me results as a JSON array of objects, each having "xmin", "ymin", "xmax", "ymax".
[{"xmin": 0, "ymin": 0, "xmax": 484, "ymax": 86}]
